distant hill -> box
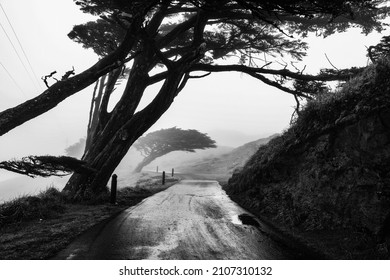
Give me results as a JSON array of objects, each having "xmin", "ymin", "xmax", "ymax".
[
  {"xmin": 140, "ymin": 145, "xmax": 234, "ymax": 172},
  {"xmin": 206, "ymin": 129, "xmax": 268, "ymax": 147},
  {"xmin": 118, "ymin": 134, "xmax": 278, "ymax": 180},
  {"xmin": 177, "ymin": 134, "xmax": 277, "ymax": 176}
]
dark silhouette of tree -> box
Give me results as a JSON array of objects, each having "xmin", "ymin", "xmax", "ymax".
[
  {"xmin": 0, "ymin": 0, "xmax": 388, "ymax": 199},
  {"xmin": 368, "ymin": 34, "xmax": 390, "ymax": 62},
  {"xmin": 0, "ymin": 156, "xmax": 95, "ymax": 177},
  {"xmin": 133, "ymin": 127, "xmax": 216, "ymax": 172}
]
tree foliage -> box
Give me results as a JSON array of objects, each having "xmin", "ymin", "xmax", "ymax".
[
  {"xmin": 368, "ymin": 34, "xmax": 390, "ymax": 62},
  {"xmin": 68, "ymin": 19, "xmax": 127, "ymax": 57},
  {"xmin": 0, "ymin": 1, "xmax": 388, "ymax": 136},
  {"xmin": 133, "ymin": 127, "xmax": 216, "ymax": 172},
  {"xmin": 0, "ymin": 156, "xmax": 95, "ymax": 178},
  {"xmin": 67, "ymin": 0, "xmax": 390, "ymax": 99}
]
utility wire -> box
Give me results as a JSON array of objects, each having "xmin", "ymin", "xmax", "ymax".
[
  {"xmin": 0, "ymin": 4, "xmax": 69, "ymax": 145},
  {"xmin": 0, "ymin": 20, "xmax": 38, "ymax": 93},
  {"xmin": 0, "ymin": 3, "xmax": 43, "ymax": 90},
  {"xmin": 0, "ymin": 61, "xmax": 26, "ymax": 97},
  {"xmin": 0, "ymin": 20, "xmax": 37, "ymax": 92}
]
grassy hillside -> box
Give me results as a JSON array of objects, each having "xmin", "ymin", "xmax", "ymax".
[
  {"xmin": 0, "ymin": 176, "xmax": 70, "ymax": 203},
  {"xmin": 224, "ymin": 58, "xmax": 390, "ymax": 259},
  {"xmin": 179, "ymin": 135, "xmax": 277, "ymax": 177}
]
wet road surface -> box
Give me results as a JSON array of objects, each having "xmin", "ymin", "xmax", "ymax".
[{"xmin": 54, "ymin": 180, "xmax": 298, "ymax": 259}]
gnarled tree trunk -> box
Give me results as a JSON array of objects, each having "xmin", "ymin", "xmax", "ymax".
[
  {"xmin": 62, "ymin": 55, "xmax": 193, "ymax": 199},
  {"xmin": 133, "ymin": 150, "xmax": 168, "ymax": 173},
  {"xmin": 133, "ymin": 156, "xmax": 156, "ymax": 173}
]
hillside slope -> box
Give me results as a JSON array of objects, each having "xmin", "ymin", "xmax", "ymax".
[
  {"xmin": 179, "ymin": 135, "xmax": 276, "ymax": 177},
  {"xmin": 139, "ymin": 146, "xmax": 234, "ymax": 172},
  {"xmin": 224, "ymin": 59, "xmax": 390, "ymax": 259}
]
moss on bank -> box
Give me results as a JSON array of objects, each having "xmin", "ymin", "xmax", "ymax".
[{"xmin": 225, "ymin": 59, "xmax": 390, "ymax": 259}]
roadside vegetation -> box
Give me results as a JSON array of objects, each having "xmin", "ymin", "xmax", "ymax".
[
  {"xmin": 0, "ymin": 173, "xmax": 178, "ymax": 260},
  {"xmin": 225, "ymin": 58, "xmax": 390, "ymax": 259},
  {"xmin": 247, "ymin": 57, "xmax": 390, "ymax": 169}
]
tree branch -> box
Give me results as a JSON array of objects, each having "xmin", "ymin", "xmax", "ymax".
[
  {"xmin": 97, "ymin": 67, "xmax": 123, "ymax": 130},
  {"xmin": 324, "ymin": 53, "xmax": 339, "ymax": 70},
  {"xmin": 190, "ymin": 63, "xmax": 363, "ymax": 82},
  {"xmin": 247, "ymin": 72, "xmax": 311, "ymax": 98},
  {"xmin": 0, "ymin": 156, "xmax": 96, "ymax": 177},
  {"xmin": 189, "ymin": 72, "xmax": 211, "ymax": 79},
  {"xmin": 0, "ymin": 17, "xmax": 143, "ymax": 136}
]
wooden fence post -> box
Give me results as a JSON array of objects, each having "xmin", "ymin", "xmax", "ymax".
[
  {"xmin": 172, "ymin": 168, "xmax": 174, "ymax": 177},
  {"xmin": 162, "ymin": 171, "xmax": 165, "ymax": 185},
  {"xmin": 111, "ymin": 174, "xmax": 117, "ymax": 204}
]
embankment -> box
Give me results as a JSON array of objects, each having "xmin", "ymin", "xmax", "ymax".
[{"xmin": 224, "ymin": 59, "xmax": 390, "ymax": 259}]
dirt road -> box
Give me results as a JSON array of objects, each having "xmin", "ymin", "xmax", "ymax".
[{"xmin": 54, "ymin": 180, "xmax": 300, "ymax": 259}]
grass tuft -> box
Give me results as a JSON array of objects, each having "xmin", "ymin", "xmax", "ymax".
[{"xmin": 0, "ymin": 187, "xmax": 66, "ymax": 227}]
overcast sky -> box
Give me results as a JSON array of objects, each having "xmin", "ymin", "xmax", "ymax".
[{"xmin": 0, "ymin": 0, "xmax": 386, "ymax": 182}]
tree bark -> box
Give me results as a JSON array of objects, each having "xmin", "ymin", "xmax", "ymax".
[
  {"xmin": 62, "ymin": 8, "xmax": 206, "ymax": 200},
  {"xmin": 86, "ymin": 74, "xmax": 106, "ymax": 150}
]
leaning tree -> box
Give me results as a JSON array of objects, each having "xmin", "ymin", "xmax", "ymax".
[
  {"xmin": 133, "ymin": 127, "xmax": 216, "ymax": 173},
  {"xmin": 0, "ymin": 0, "xmax": 389, "ymax": 199}
]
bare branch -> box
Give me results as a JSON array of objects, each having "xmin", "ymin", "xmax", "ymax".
[
  {"xmin": 324, "ymin": 53, "xmax": 339, "ymax": 70},
  {"xmin": 61, "ymin": 66, "xmax": 76, "ymax": 80},
  {"xmin": 261, "ymin": 62, "xmax": 272, "ymax": 69},
  {"xmin": 148, "ymin": 71, "xmax": 168, "ymax": 85},
  {"xmin": 41, "ymin": 71, "xmax": 57, "ymax": 88},
  {"xmin": 300, "ymin": 65, "xmax": 307, "ymax": 74},
  {"xmin": 177, "ymin": 73, "xmax": 191, "ymax": 94},
  {"xmin": 190, "ymin": 63, "xmax": 363, "ymax": 82},
  {"xmin": 247, "ymin": 72, "xmax": 311, "ymax": 99},
  {"xmin": 189, "ymin": 72, "xmax": 211, "ymax": 79},
  {"xmin": 294, "ymin": 94, "xmax": 302, "ymax": 114}
]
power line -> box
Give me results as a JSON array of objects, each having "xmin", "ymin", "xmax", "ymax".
[
  {"xmin": 0, "ymin": 3, "xmax": 43, "ymax": 91},
  {"xmin": 0, "ymin": 20, "xmax": 37, "ymax": 93},
  {"xmin": 0, "ymin": 4, "xmax": 69, "ymax": 145},
  {"xmin": 0, "ymin": 61, "xmax": 26, "ymax": 97}
]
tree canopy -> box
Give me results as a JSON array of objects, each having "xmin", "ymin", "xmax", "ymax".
[
  {"xmin": 368, "ymin": 34, "xmax": 390, "ymax": 62},
  {"xmin": 0, "ymin": 1, "xmax": 388, "ymax": 137},
  {"xmin": 133, "ymin": 127, "xmax": 216, "ymax": 172},
  {"xmin": 67, "ymin": 0, "xmax": 390, "ymax": 99}
]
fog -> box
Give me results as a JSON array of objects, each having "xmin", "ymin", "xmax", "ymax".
[{"xmin": 0, "ymin": 0, "xmax": 386, "ymax": 200}]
